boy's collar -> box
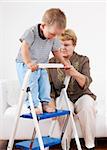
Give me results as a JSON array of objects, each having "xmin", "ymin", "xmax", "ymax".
[{"xmin": 38, "ymin": 24, "xmax": 46, "ymax": 40}]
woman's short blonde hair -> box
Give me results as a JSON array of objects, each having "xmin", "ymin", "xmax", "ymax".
[
  {"xmin": 60, "ymin": 29, "xmax": 77, "ymax": 46},
  {"xmin": 42, "ymin": 8, "xmax": 66, "ymax": 29}
]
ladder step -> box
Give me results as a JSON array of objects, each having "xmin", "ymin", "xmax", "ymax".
[
  {"xmin": 15, "ymin": 136, "xmax": 61, "ymax": 150},
  {"xmin": 21, "ymin": 109, "xmax": 70, "ymax": 120}
]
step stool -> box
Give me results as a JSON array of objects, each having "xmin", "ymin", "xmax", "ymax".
[
  {"xmin": 16, "ymin": 110, "xmax": 70, "ymax": 150},
  {"xmin": 7, "ymin": 64, "xmax": 82, "ymax": 150}
]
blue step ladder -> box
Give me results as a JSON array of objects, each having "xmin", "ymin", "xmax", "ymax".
[
  {"xmin": 7, "ymin": 63, "xmax": 82, "ymax": 150},
  {"xmin": 16, "ymin": 109, "xmax": 70, "ymax": 150}
]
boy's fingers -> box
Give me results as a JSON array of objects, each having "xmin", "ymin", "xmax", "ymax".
[{"xmin": 31, "ymin": 65, "xmax": 38, "ymax": 72}]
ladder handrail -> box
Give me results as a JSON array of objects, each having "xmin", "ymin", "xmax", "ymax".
[{"xmin": 38, "ymin": 63, "xmax": 64, "ymax": 68}]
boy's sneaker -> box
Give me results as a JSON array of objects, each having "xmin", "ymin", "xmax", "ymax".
[
  {"xmin": 28, "ymin": 102, "xmax": 43, "ymax": 114},
  {"xmin": 42, "ymin": 101, "xmax": 56, "ymax": 113},
  {"xmin": 35, "ymin": 102, "xmax": 43, "ymax": 114}
]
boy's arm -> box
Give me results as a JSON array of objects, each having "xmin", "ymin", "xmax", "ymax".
[
  {"xmin": 21, "ymin": 40, "xmax": 31, "ymax": 64},
  {"xmin": 52, "ymin": 50, "xmax": 71, "ymax": 68},
  {"xmin": 21, "ymin": 40, "xmax": 38, "ymax": 72}
]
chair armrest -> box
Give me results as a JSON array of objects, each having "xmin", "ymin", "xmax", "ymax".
[
  {"xmin": 0, "ymin": 79, "xmax": 20, "ymax": 117},
  {"xmin": 0, "ymin": 80, "xmax": 9, "ymax": 118}
]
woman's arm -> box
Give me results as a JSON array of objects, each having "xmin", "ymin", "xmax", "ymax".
[
  {"xmin": 65, "ymin": 57, "xmax": 92, "ymax": 89},
  {"xmin": 65, "ymin": 65, "xmax": 86, "ymax": 88},
  {"xmin": 52, "ymin": 50, "xmax": 71, "ymax": 69}
]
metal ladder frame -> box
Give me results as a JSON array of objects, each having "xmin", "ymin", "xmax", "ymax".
[
  {"xmin": 48, "ymin": 76, "xmax": 82, "ymax": 150},
  {"xmin": 7, "ymin": 63, "xmax": 81, "ymax": 150}
]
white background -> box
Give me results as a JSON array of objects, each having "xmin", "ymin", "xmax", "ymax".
[{"xmin": 0, "ymin": 1, "xmax": 106, "ymax": 123}]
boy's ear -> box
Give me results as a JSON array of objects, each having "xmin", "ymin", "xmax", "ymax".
[
  {"xmin": 41, "ymin": 22, "xmax": 46, "ymax": 26},
  {"xmin": 40, "ymin": 22, "xmax": 46, "ymax": 29}
]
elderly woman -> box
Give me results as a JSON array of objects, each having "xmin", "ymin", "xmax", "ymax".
[{"xmin": 48, "ymin": 29, "xmax": 96, "ymax": 150}]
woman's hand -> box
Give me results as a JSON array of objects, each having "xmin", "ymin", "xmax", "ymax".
[
  {"xmin": 63, "ymin": 60, "xmax": 71, "ymax": 69},
  {"xmin": 64, "ymin": 62, "xmax": 71, "ymax": 69},
  {"xmin": 65, "ymin": 65, "xmax": 86, "ymax": 88},
  {"xmin": 64, "ymin": 65, "xmax": 78, "ymax": 77}
]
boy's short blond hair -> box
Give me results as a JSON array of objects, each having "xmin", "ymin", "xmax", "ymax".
[
  {"xmin": 42, "ymin": 8, "xmax": 66, "ymax": 29},
  {"xmin": 60, "ymin": 29, "xmax": 77, "ymax": 46}
]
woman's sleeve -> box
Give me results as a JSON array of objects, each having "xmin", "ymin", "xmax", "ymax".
[{"xmin": 81, "ymin": 56, "xmax": 92, "ymax": 90}]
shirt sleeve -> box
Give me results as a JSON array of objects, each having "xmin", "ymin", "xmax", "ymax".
[
  {"xmin": 51, "ymin": 38, "xmax": 61, "ymax": 52},
  {"xmin": 81, "ymin": 56, "xmax": 92, "ymax": 90},
  {"xmin": 19, "ymin": 28, "xmax": 35, "ymax": 47}
]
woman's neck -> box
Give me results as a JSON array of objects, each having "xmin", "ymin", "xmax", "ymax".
[{"xmin": 64, "ymin": 55, "xmax": 72, "ymax": 61}]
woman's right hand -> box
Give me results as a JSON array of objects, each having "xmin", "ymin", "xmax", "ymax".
[{"xmin": 27, "ymin": 62, "xmax": 38, "ymax": 72}]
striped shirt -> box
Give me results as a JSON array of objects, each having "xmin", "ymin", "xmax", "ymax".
[{"xmin": 16, "ymin": 24, "xmax": 61, "ymax": 63}]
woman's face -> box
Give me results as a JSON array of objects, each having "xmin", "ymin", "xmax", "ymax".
[{"xmin": 60, "ymin": 40, "xmax": 75, "ymax": 58}]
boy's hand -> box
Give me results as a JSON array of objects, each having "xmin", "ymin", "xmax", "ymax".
[{"xmin": 27, "ymin": 62, "xmax": 38, "ymax": 72}]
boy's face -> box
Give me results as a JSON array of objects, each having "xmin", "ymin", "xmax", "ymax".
[
  {"xmin": 41, "ymin": 23, "xmax": 64, "ymax": 39},
  {"xmin": 60, "ymin": 40, "xmax": 75, "ymax": 58}
]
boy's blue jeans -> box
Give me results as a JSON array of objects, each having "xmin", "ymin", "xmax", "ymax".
[{"xmin": 16, "ymin": 62, "xmax": 52, "ymax": 108}]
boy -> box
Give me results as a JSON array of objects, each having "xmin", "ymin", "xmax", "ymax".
[{"xmin": 16, "ymin": 8, "xmax": 70, "ymax": 114}]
